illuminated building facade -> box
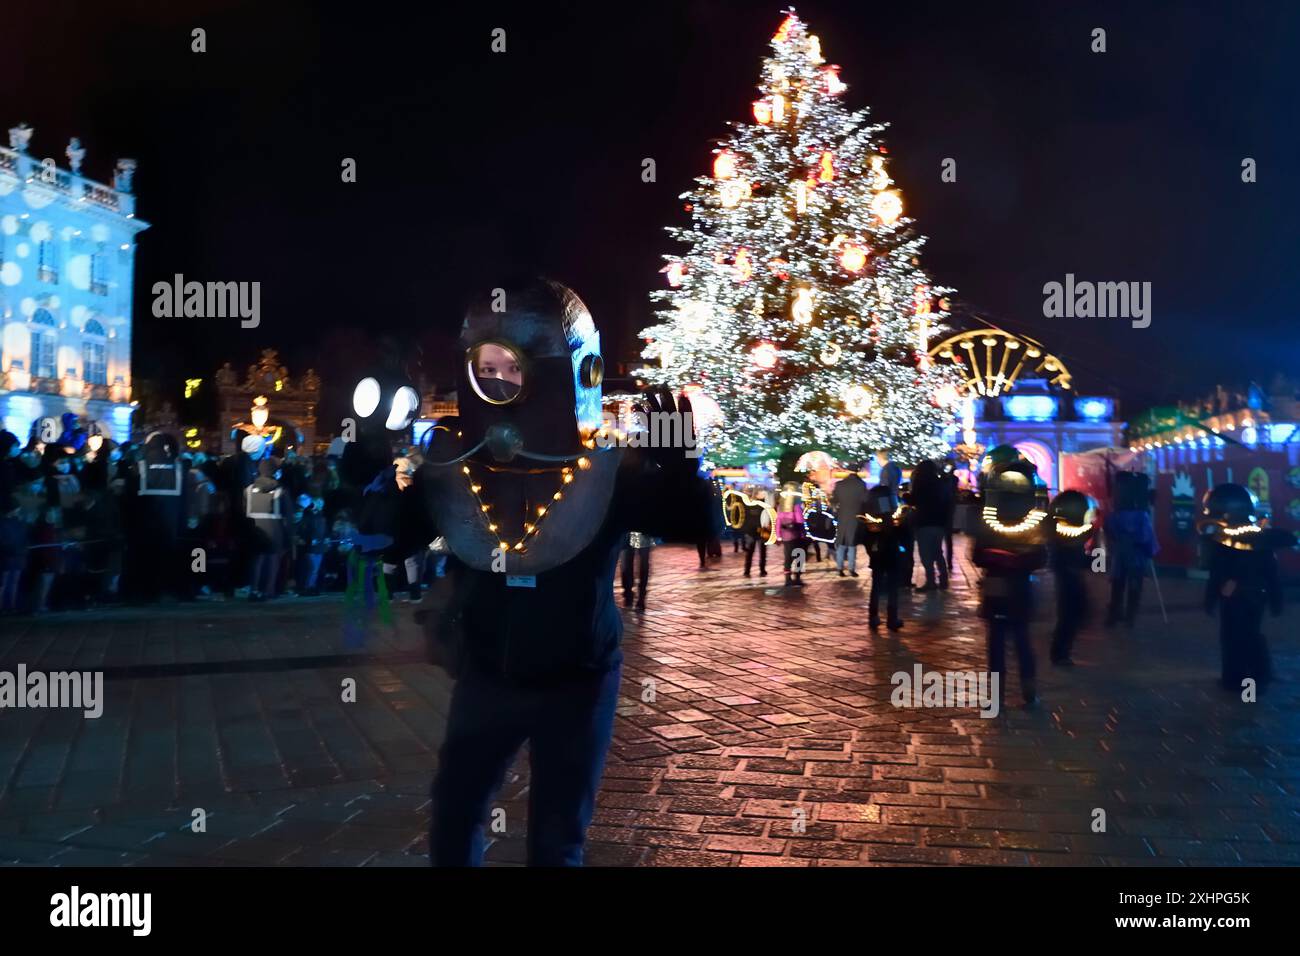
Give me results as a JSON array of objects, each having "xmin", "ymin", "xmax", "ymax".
[
  {"xmin": 213, "ymin": 350, "xmax": 321, "ymax": 453},
  {"xmin": 0, "ymin": 124, "xmax": 148, "ymax": 442},
  {"xmin": 929, "ymin": 325, "xmax": 1122, "ymax": 491}
]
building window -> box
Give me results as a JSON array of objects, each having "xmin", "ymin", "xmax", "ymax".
[
  {"xmin": 83, "ymin": 317, "xmax": 108, "ymax": 385},
  {"xmin": 31, "ymin": 308, "xmax": 56, "ymax": 379},
  {"xmin": 83, "ymin": 341, "xmax": 107, "ymax": 385},
  {"xmin": 37, "ymin": 240, "xmax": 59, "ymax": 283},
  {"xmin": 91, "ymin": 247, "xmax": 109, "ymax": 295}
]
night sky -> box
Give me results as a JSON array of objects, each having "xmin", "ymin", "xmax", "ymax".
[{"xmin": 8, "ymin": 0, "xmax": 1297, "ymax": 425}]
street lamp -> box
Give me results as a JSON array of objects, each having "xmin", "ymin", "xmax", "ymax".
[{"xmin": 250, "ymin": 395, "xmax": 269, "ymax": 431}]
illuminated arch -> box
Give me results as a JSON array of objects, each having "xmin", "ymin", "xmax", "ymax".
[
  {"xmin": 929, "ymin": 327, "xmax": 1072, "ymax": 398},
  {"xmin": 1014, "ymin": 439, "xmax": 1056, "ymax": 491}
]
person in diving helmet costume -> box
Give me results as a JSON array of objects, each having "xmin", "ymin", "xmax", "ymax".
[
  {"xmin": 971, "ymin": 446, "xmax": 1048, "ymax": 708},
  {"xmin": 1046, "ymin": 489, "xmax": 1097, "ymax": 666},
  {"xmin": 418, "ymin": 278, "xmax": 710, "ymax": 866},
  {"xmin": 1199, "ymin": 483, "xmax": 1294, "ymax": 692}
]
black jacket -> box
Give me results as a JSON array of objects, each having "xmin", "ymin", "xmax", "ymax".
[{"xmin": 434, "ymin": 454, "xmax": 708, "ymax": 686}]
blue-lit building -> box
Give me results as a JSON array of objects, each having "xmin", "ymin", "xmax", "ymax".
[
  {"xmin": 929, "ymin": 325, "xmax": 1122, "ymax": 491},
  {"xmin": 0, "ymin": 123, "xmax": 148, "ymax": 442}
]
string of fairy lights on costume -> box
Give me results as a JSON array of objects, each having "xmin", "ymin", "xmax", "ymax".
[
  {"xmin": 1222, "ymin": 523, "xmax": 1262, "ymax": 537},
  {"xmin": 861, "ymin": 503, "xmax": 906, "ymax": 524},
  {"xmin": 982, "ymin": 506, "xmax": 1047, "ymax": 535},
  {"xmin": 1054, "ymin": 521, "xmax": 1092, "ymax": 538},
  {"xmin": 462, "ymin": 456, "xmax": 592, "ymax": 554}
]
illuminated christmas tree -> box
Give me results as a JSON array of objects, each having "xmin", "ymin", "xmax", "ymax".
[{"xmin": 639, "ymin": 10, "xmax": 963, "ymax": 465}]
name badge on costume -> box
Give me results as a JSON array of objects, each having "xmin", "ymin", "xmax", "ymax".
[{"xmin": 506, "ymin": 575, "xmax": 537, "ymax": 589}]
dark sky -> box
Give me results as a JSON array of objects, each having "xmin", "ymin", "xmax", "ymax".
[{"xmin": 8, "ymin": 0, "xmax": 1297, "ymax": 421}]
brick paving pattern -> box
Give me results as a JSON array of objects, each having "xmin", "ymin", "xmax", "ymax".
[{"xmin": 1, "ymin": 542, "xmax": 1298, "ymax": 866}]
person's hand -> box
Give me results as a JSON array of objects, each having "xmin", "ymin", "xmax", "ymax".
[{"xmin": 636, "ymin": 385, "xmax": 699, "ymax": 479}]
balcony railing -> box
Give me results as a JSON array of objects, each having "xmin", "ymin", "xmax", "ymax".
[
  {"xmin": 0, "ymin": 146, "xmax": 134, "ymax": 216},
  {"xmin": 83, "ymin": 183, "xmax": 120, "ymax": 211}
]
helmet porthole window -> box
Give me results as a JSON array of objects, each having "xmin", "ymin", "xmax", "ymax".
[{"xmin": 467, "ymin": 341, "xmax": 525, "ymax": 405}]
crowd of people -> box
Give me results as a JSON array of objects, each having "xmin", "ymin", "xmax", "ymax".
[{"xmin": 0, "ymin": 416, "xmax": 438, "ymax": 615}]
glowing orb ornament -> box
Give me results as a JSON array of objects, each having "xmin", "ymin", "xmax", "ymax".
[
  {"xmin": 935, "ymin": 383, "xmax": 961, "ymax": 408},
  {"xmin": 681, "ymin": 384, "xmax": 723, "ymax": 433},
  {"xmin": 751, "ymin": 341, "xmax": 779, "ymax": 370},
  {"xmin": 872, "ymin": 190, "xmax": 903, "ymax": 225},
  {"xmin": 662, "ymin": 262, "xmax": 685, "ymax": 287},
  {"xmin": 824, "ymin": 66, "xmax": 846, "ymax": 95},
  {"xmin": 819, "ymin": 342, "xmax": 842, "ymax": 366},
  {"xmin": 807, "ymin": 35, "xmax": 823, "ymax": 63},
  {"xmin": 753, "ymin": 100, "xmax": 772, "ymax": 124},
  {"xmin": 713, "ymin": 151, "xmax": 738, "ymax": 180},
  {"xmin": 719, "ymin": 179, "xmax": 751, "ymax": 208},
  {"xmin": 678, "ymin": 301, "xmax": 710, "ymax": 332},
  {"xmin": 843, "ymin": 384, "xmax": 875, "ymax": 416},
  {"xmin": 839, "ymin": 243, "xmax": 867, "ymax": 273}
]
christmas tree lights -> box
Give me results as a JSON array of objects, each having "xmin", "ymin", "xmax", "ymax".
[{"xmin": 639, "ymin": 9, "xmax": 962, "ymax": 464}]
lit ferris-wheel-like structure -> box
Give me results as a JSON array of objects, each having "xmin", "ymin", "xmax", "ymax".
[{"xmin": 929, "ymin": 327, "xmax": 1073, "ymax": 399}]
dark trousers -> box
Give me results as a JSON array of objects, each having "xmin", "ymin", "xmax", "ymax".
[
  {"xmin": 782, "ymin": 539, "xmax": 804, "ymax": 578},
  {"xmin": 1107, "ymin": 571, "xmax": 1144, "ymax": 624},
  {"xmin": 250, "ymin": 550, "xmax": 281, "ymax": 597},
  {"xmin": 1052, "ymin": 570, "xmax": 1087, "ymax": 661},
  {"xmin": 916, "ymin": 525, "xmax": 948, "ymax": 587},
  {"xmin": 431, "ymin": 664, "xmax": 621, "ymax": 866},
  {"xmin": 621, "ymin": 547, "xmax": 650, "ymax": 597},
  {"xmin": 988, "ymin": 615, "xmax": 1036, "ymax": 703},
  {"xmin": 944, "ymin": 525, "xmax": 954, "ymax": 570},
  {"xmin": 743, "ymin": 537, "xmax": 766, "ymax": 574},
  {"xmin": 869, "ymin": 567, "xmax": 899, "ymax": 624},
  {"xmin": 1219, "ymin": 594, "xmax": 1270, "ymax": 690}
]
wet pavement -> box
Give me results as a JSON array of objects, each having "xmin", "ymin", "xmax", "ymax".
[{"xmin": 1, "ymin": 541, "xmax": 1298, "ymax": 866}]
